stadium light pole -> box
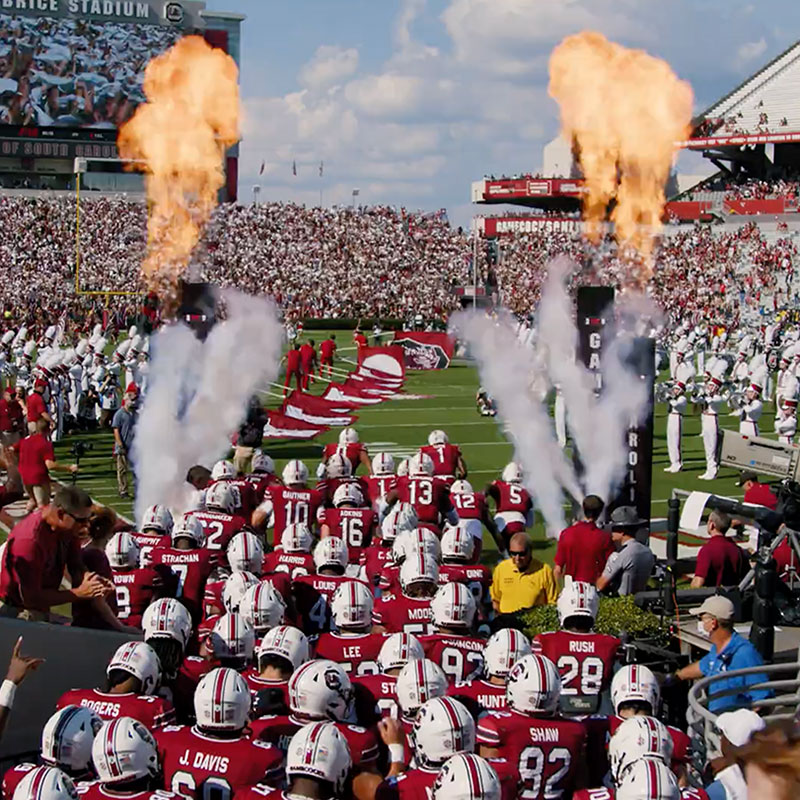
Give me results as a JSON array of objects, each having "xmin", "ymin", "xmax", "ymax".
[
  {"xmin": 472, "ymin": 228, "xmax": 478, "ymax": 308},
  {"xmin": 253, "ymin": 184, "xmax": 260, "ymax": 205}
]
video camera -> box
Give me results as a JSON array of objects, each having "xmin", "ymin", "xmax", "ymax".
[{"xmin": 70, "ymin": 441, "xmax": 93, "ymax": 460}]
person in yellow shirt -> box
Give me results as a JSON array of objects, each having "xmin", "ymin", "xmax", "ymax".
[{"xmin": 491, "ymin": 532, "xmax": 558, "ymax": 615}]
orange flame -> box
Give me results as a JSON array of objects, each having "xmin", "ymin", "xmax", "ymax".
[
  {"xmin": 548, "ymin": 31, "xmax": 693, "ymax": 284},
  {"xmin": 118, "ymin": 36, "xmax": 240, "ymax": 296}
]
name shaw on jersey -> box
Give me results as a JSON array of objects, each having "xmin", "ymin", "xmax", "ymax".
[{"xmin": 529, "ymin": 727, "xmax": 561, "ymax": 743}]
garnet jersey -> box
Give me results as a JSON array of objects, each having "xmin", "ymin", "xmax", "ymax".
[
  {"xmin": 373, "ymin": 592, "xmax": 434, "ymax": 636},
  {"xmin": 56, "ymin": 689, "xmax": 175, "ymax": 730},
  {"xmin": 242, "ymin": 671, "xmax": 290, "ymax": 710},
  {"xmin": 172, "ymin": 657, "xmax": 217, "ymax": 723},
  {"xmin": 608, "ymin": 714, "xmax": 690, "ymax": 765},
  {"xmin": 573, "ymin": 789, "xmax": 711, "ymax": 800},
  {"xmin": 394, "ymin": 476, "xmax": 452, "ymax": 530},
  {"xmin": 111, "ymin": 565, "xmax": 174, "ymax": 628},
  {"xmin": 419, "ymin": 634, "xmax": 485, "ymax": 683},
  {"xmin": 323, "ymin": 442, "xmax": 368, "ymax": 473},
  {"xmin": 262, "ymin": 486, "xmax": 324, "ymax": 548},
  {"xmin": 132, "ymin": 532, "xmax": 170, "ymax": 566},
  {"xmin": 252, "ymin": 715, "xmax": 378, "ymax": 769},
  {"xmin": 477, "ymin": 709, "xmax": 586, "ymax": 800},
  {"xmin": 292, "ymin": 574, "xmax": 367, "ymax": 634},
  {"xmin": 420, "ymin": 442, "xmax": 462, "ymax": 478},
  {"xmin": 375, "ymin": 767, "xmax": 439, "ymax": 800},
  {"xmin": 319, "ymin": 507, "xmax": 377, "ymax": 564},
  {"xmin": 157, "ymin": 724, "xmax": 284, "ymax": 799},
  {"xmin": 487, "ymin": 481, "xmax": 533, "ymax": 534},
  {"xmin": 447, "ymin": 678, "xmax": 507, "ymax": 718},
  {"xmin": 262, "ymin": 550, "xmax": 314, "ymax": 581},
  {"xmin": 438, "ymin": 563, "xmax": 492, "ymax": 609},
  {"xmin": 77, "ymin": 784, "xmax": 179, "ymax": 800},
  {"xmin": 361, "ymin": 544, "xmax": 392, "ymax": 590},
  {"xmin": 532, "ymin": 631, "xmax": 620, "ymax": 696},
  {"xmin": 352, "ymin": 673, "xmax": 398, "ymax": 724},
  {"xmin": 244, "ymin": 472, "xmax": 281, "ymax": 503},
  {"xmin": 314, "ymin": 632, "xmax": 384, "ymax": 676},
  {"xmin": 450, "ymin": 491, "xmax": 487, "ymax": 521},
  {"xmin": 151, "ymin": 547, "xmax": 215, "ymax": 622},
  {"xmin": 315, "ymin": 477, "xmax": 370, "ymax": 507},
  {"xmin": 364, "ymin": 475, "xmax": 397, "ymax": 506},
  {"xmin": 2, "ymin": 763, "xmax": 35, "ymax": 800},
  {"xmin": 190, "ymin": 511, "xmax": 249, "ymax": 560}
]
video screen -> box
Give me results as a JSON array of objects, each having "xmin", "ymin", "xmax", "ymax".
[{"xmin": 0, "ymin": 14, "xmax": 181, "ymax": 129}]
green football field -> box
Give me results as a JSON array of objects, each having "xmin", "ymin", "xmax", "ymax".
[{"xmin": 51, "ymin": 330, "xmax": 764, "ymax": 566}]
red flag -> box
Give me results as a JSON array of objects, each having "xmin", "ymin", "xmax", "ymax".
[
  {"xmin": 263, "ymin": 410, "xmax": 328, "ymax": 440},
  {"xmin": 322, "ymin": 383, "xmax": 385, "ymax": 405},
  {"xmin": 283, "ymin": 392, "xmax": 358, "ymax": 426},
  {"xmin": 357, "ymin": 345, "xmax": 406, "ymax": 379}
]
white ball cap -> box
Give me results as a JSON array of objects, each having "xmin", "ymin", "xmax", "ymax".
[{"xmin": 716, "ymin": 708, "xmax": 766, "ymax": 747}]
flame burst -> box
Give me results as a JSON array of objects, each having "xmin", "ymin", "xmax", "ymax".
[
  {"xmin": 548, "ymin": 31, "xmax": 693, "ymax": 284},
  {"xmin": 118, "ymin": 36, "xmax": 240, "ymax": 296}
]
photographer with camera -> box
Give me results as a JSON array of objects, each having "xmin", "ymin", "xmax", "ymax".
[
  {"xmin": 17, "ymin": 418, "xmax": 77, "ymax": 512},
  {"xmin": 112, "ymin": 383, "xmax": 138, "ymax": 499}
]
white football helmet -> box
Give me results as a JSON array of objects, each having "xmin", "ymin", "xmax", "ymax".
[
  {"xmin": 227, "ymin": 531, "xmax": 264, "ymax": 574},
  {"xmin": 286, "ymin": 722, "xmax": 352, "ymax": 794},
  {"xmin": 333, "ymin": 482, "xmax": 364, "ymax": 508},
  {"xmin": 339, "ymin": 427, "xmax": 359, "ymax": 445},
  {"xmin": 393, "ymin": 527, "xmax": 441, "ymax": 565},
  {"xmin": 105, "ymin": 532, "xmax": 140, "ymax": 570},
  {"xmin": 396, "ymin": 659, "xmax": 448, "ymax": 721},
  {"xmin": 240, "ymin": 581, "xmax": 286, "ymax": 633},
  {"xmin": 326, "ymin": 453, "xmax": 352, "ymax": 479},
  {"xmin": 483, "ymin": 629, "xmax": 532, "ymax": 679},
  {"xmin": 431, "ymin": 582, "xmax": 476, "ymax": 631},
  {"xmin": 399, "ymin": 552, "xmax": 439, "ymax": 592},
  {"xmin": 409, "ymin": 453, "xmax": 434, "ymax": 477},
  {"xmin": 92, "ymin": 718, "xmax": 159, "ymax": 785},
  {"xmin": 377, "ymin": 632, "xmax": 425, "ymax": 673},
  {"xmin": 372, "ymin": 452, "xmax": 395, "ymax": 476},
  {"xmin": 609, "ymin": 716, "xmax": 674, "ymax": 785},
  {"xmin": 171, "ymin": 513, "xmax": 204, "ymax": 547},
  {"xmin": 506, "ymin": 654, "xmax": 561, "ymax": 714},
  {"xmin": 396, "ymin": 458, "xmax": 409, "ymax": 477},
  {"xmin": 288, "ymin": 660, "xmax": 353, "ymax": 721},
  {"xmin": 13, "ymin": 767, "xmax": 78, "ymax": 800},
  {"xmin": 412, "ymin": 697, "xmax": 475, "ymax": 769},
  {"xmin": 41, "ymin": 706, "xmax": 102, "ymax": 774},
  {"xmin": 449, "ymin": 480, "xmax": 473, "ymax": 495},
  {"xmin": 209, "ymin": 613, "xmax": 256, "ymax": 665},
  {"xmin": 258, "ymin": 625, "xmax": 310, "ymax": 671},
  {"xmin": 616, "ymin": 758, "xmax": 680, "ymax": 800},
  {"xmin": 282, "ymin": 522, "xmax": 313, "ymax": 553},
  {"xmin": 194, "ymin": 667, "xmax": 251, "ymax": 732},
  {"xmin": 283, "ymin": 459, "xmax": 309, "ymax": 486},
  {"xmin": 611, "ymin": 664, "xmax": 661, "ymax": 715},
  {"xmin": 432, "ymin": 754, "xmax": 501, "ymax": 800},
  {"xmin": 142, "ymin": 598, "xmax": 193, "ymax": 649},
  {"xmin": 222, "ymin": 571, "xmax": 260, "ymax": 613},
  {"xmin": 211, "ymin": 460, "xmax": 236, "ymax": 481},
  {"xmin": 106, "ymin": 642, "xmax": 161, "ymax": 696},
  {"xmin": 557, "ymin": 581, "xmax": 599, "ymax": 626},
  {"xmin": 251, "ymin": 452, "xmax": 275, "ymax": 474},
  {"xmin": 427, "ymin": 430, "xmax": 449, "ymax": 446},
  {"xmin": 314, "ymin": 537, "xmax": 349, "ymax": 573},
  {"xmin": 331, "ymin": 580, "xmax": 373, "ymax": 630},
  {"xmin": 380, "ymin": 503, "xmax": 418, "ymax": 543},
  {"xmin": 501, "ymin": 462, "xmax": 523, "ymax": 484},
  {"xmin": 205, "ymin": 481, "xmax": 235, "ymax": 514},
  {"xmin": 140, "ymin": 504, "xmax": 173, "ymax": 535},
  {"xmin": 440, "ymin": 525, "xmax": 474, "ymax": 563}
]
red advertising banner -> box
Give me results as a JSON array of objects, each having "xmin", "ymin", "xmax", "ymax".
[
  {"xmin": 392, "ymin": 331, "xmax": 455, "ymax": 370},
  {"xmin": 482, "ymin": 177, "xmax": 585, "ymax": 201},
  {"xmin": 480, "ymin": 216, "xmax": 582, "ymax": 236}
]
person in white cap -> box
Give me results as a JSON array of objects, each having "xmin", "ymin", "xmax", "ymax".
[
  {"xmin": 703, "ymin": 708, "xmax": 766, "ymax": 800},
  {"xmin": 699, "ymin": 362, "xmax": 727, "ymax": 480},
  {"xmin": 665, "ymin": 368, "xmax": 690, "ymax": 473},
  {"xmin": 736, "ymin": 371, "xmax": 764, "ymax": 437},
  {"xmin": 775, "ymin": 397, "xmax": 797, "ymax": 445},
  {"xmin": 674, "ymin": 596, "xmax": 770, "ymax": 713}
]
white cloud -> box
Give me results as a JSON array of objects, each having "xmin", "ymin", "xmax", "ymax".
[
  {"xmin": 735, "ymin": 38, "xmax": 767, "ymax": 68},
  {"xmin": 298, "ymin": 45, "xmax": 359, "ymax": 89}
]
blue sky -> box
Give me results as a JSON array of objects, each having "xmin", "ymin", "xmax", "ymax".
[{"xmin": 207, "ymin": 0, "xmax": 800, "ymax": 227}]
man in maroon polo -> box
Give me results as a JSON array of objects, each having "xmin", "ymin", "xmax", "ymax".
[
  {"xmin": 553, "ymin": 495, "xmax": 614, "ymax": 584},
  {"xmin": 17, "ymin": 418, "xmax": 78, "ymax": 512},
  {"xmin": 691, "ymin": 509, "xmax": 748, "ymax": 588},
  {"xmin": 739, "ymin": 471, "xmax": 778, "ymax": 510},
  {"xmin": 24, "ymin": 378, "xmax": 52, "ymax": 435}
]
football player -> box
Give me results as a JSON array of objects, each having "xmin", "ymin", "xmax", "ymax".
[
  {"xmin": 200, "ymin": 571, "xmax": 259, "ymax": 633},
  {"xmin": 262, "ymin": 522, "xmax": 314, "ymax": 581},
  {"xmin": 1, "ymin": 706, "xmax": 102, "ymax": 800},
  {"xmin": 253, "ymin": 460, "xmax": 324, "ymax": 548},
  {"xmin": 430, "ymin": 754, "xmax": 503, "ymax": 800},
  {"xmin": 378, "ymin": 527, "xmax": 441, "ymax": 596},
  {"xmin": 157, "ymin": 668, "xmax": 284, "ymax": 799},
  {"xmin": 395, "ymin": 659, "xmax": 448, "ymax": 732},
  {"xmin": 190, "ymin": 482, "xmax": 249, "ymax": 562},
  {"xmin": 319, "ymin": 483, "xmax": 377, "ymax": 569},
  {"xmin": 389, "ymin": 454, "xmax": 458, "ymax": 535},
  {"xmin": 10, "ymin": 767, "xmax": 78, "ymax": 800},
  {"xmin": 204, "ymin": 613, "xmax": 256, "ymax": 673},
  {"xmin": 373, "ymin": 553, "xmax": 439, "ymax": 635},
  {"xmin": 202, "ymin": 531, "xmax": 264, "ymax": 617},
  {"xmin": 314, "ymin": 580, "xmax": 384, "ymax": 675},
  {"xmin": 364, "ymin": 453, "xmax": 397, "ymax": 508},
  {"xmin": 477, "ymin": 654, "xmax": 586, "ymax": 799},
  {"xmin": 447, "ymin": 480, "xmax": 503, "ymax": 560},
  {"xmin": 419, "ymin": 430, "xmax": 467, "ymax": 482},
  {"xmin": 315, "ymin": 454, "xmax": 369, "ymax": 507},
  {"xmin": 250, "ymin": 659, "xmax": 380, "ymax": 772},
  {"xmin": 57, "ymin": 642, "xmax": 174, "ymax": 730},
  {"xmin": 419, "ymin": 583, "xmax": 485, "ymax": 683},
  {"xmin": 322, "ymin": 427, "xmax": 371, "ymax": 475},
  {"xmin": 210, "ymin": 459, "xmax": 259, "ymax": 518},
  {"xmin": 105, "ymin": 532, "xmax": 173, "ymax": 628},
  {"xmin": 364, "ymin": 507, "xmax": 419, "ymax": 593},
  {"xmin": 438, "ymin": 525, "xmax": 492, "ymax": 620},
  {"xmin": 246, "ymin": 625, "xmax": 309, "ymax": 713},
  {"xmin": 448, "ymin": 628, "xmax": 532, "ymax": 719},
  {"xmin": 150, "ymin": 513, "xmax": 214, "ymax": 624},
  {"xmin": 243, "ymin": 452, "xmax": 282, "ymax": 504},
  {"xmin": 132, "ymin": 504, "xmax": 173, "ymax": 566},
  {"xmin": 485, "ymin": 462, "xmax": 533, "ymax": 551},
  {"xmin": 532, "ymin": 582, "xmax": 620, "ymax": 706},
  {"xmin": 239, "ymin": 581, "xmax": 287, "ymax": 642}
]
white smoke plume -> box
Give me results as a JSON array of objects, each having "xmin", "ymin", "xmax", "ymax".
[
  {"xmin": 133, "ymin": 289, "xmax": 283, "ymax": 520},
  {"xmin": 450, "ymin": 309, "xmax": 582, "ymax": 537}
]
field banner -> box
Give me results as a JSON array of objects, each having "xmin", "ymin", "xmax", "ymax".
[
  {"xmin": 357, "ymin": 345, "xmax": 406, "ymax": 380},
  {"xmin": 264, "ymin": 411, "xmax": 329, "ymax": 440},
  {"xmin": 393, "ymin": 331, "xmax": 454, "ymax": 370}
]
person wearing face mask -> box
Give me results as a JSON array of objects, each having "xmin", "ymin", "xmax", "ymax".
[
  {"xmin": 674, "ymin": 596, "xmax": 771, "ymax": 713},
  {"xmin": 111, "ymin": 383, "xmax": 138, "ymax": 499}
]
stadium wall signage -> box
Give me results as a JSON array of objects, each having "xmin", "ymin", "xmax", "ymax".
[
  {"xmin": 1, "ymin": 0, "xmax": 200, "ymax": 25},
  {"xmin": 392, "ymin": 331, "xmax": 454, "ymax": 370}
]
